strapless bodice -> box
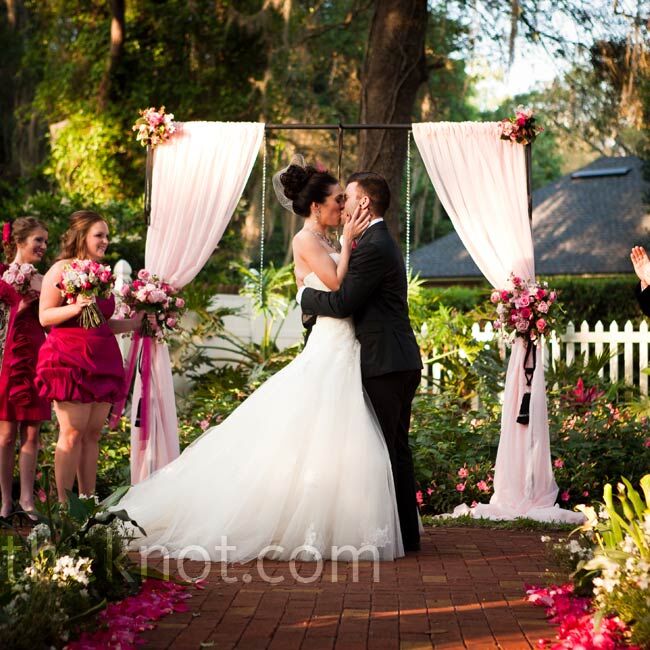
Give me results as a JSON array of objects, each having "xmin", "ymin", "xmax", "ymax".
[
  {"xmin": 303, "ymin": 253, "xmax": 340, "ymax": 291},
  {"xmin": 302, "ymin": 253, "xmax": 355, "ymax": 342}
]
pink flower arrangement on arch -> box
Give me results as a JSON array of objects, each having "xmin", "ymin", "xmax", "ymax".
[
  {"xmin": 499, "ymin": 105, "xmax": 543, "ymax": 145},
  {"xmin": 132, "ymin": 106, "xmax": 177, "ymax": 148},
  {"xmin": 491, "ymin": 273, "xmax": 560, "ymax": 343},
  {"xmin": 118, "ymin": 269, "xmax": 185, "ymax": 341}
]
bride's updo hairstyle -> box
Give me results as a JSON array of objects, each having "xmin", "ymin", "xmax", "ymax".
[{"xmin": 280, "ymin": 165, "xmax": 338, "ymax": 218}]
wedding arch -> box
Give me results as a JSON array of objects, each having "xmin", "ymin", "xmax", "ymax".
[{"xmin": 124, "ymin": 118, "xmax": 582, "ymax": 524}]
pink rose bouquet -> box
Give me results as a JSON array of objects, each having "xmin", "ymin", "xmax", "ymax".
[
  {"xmin": 119, "ymin": 269, "xmax": 185, "ymax": 340},
  {"xmin": 2, "ymin": 262, "xmax": 37, "ymax": 295},
  {"xmin": 132, "ymin": 106, "xmax": 177, "ymax": 148},
  {"xmin": 491, "ymin": 273, "xmax": 559, "ymax": 343},
  {"xmin": 499, "ymin": 105, "xmax": 543, "ymax": 145},
  {"xmin": 58, "ymin": 259, "xmax": 115, "ymax": 329}
]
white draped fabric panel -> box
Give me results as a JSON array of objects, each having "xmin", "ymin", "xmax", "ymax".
[
  {"xmin": 412, "ymin": 121, "xmax": 583, "ymax": 523},
  {"xmin": 130, "ymin": 121, "xmax": 265, "ymax": 484}
]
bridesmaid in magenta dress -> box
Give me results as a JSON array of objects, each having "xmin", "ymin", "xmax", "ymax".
[
  {"xmin": 0, "ymin": 217, "xmax": 51, "ymax": 520},
  {"xmin": 36, "ymin": 211, "xmax": 144, "ymax": 503}
]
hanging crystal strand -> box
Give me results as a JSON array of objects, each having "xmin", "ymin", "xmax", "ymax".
[
  {"xmin": 259, "ymin": 133, "xmax": 267, "ymax": 307},
  {"xmin": 405, "ymin": 129, "xmax": 412, "ymax": 278}
]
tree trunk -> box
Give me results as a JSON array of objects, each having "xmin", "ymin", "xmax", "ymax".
[
  {"xmin": 358, "ymin": 0, "xmax": 428, "ymax": 241},
  {"xmin": 98, "ymin": 0, "xmax": 125, "ymax": 109},
  {"xmin": 4, "ymin": 0, "xmax": 17, "ymax": 26}
]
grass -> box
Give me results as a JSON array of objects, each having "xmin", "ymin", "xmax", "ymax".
[{"xmin": 422, "ymin": 514, "xmax": 577, "ymax": 532}]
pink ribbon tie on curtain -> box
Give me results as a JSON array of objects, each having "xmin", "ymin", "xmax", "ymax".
[
  {"xmin": 139, "ymin": 337, "xmax": 153, "ymax": 444},
  {"xmin": 110, "ymin": 334, "xmax": 142, "ymax": 429},
  {"xmin": 109, "ymin": 333, "xmax": 153, "ymax": 445}
]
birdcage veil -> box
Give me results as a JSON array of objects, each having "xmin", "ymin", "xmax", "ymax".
[{"xmin": 272, "ymin": 154, "xmax": 307, "ymax": 214}]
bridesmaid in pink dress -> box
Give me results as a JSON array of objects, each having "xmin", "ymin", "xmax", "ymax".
[
  {"xmin": 36, "ymin": 211, "xmax": 144, "ymax": 503},
  {"xmin": 0, "ymin": 217, "xmax": 51, "ymax": 520}
]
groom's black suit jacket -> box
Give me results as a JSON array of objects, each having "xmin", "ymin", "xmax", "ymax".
[{"xmin": 301, "ymin": 221, "xmax": 422, "ymax": 378}]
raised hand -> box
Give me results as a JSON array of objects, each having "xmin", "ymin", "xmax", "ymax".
[
  {"xmin": 630, "ymin": 246, "xmax": 650, "ymax": 286},
  {"xmin": 343, "ymin": 205, "xmax": 371, "ymax": 242}
]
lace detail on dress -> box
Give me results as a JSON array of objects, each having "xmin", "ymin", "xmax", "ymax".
[
  {"xmin": 361, "ymin": 525, "xmax": 391, "ymax": 549},
  {"xmin": 300, "ymin": 523, "xmax": 326, "ymax": 560}
]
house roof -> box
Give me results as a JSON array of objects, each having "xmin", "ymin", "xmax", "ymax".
[{"xmin": 410, "ymin": 156, "xmax": 650, "ymax": 278}]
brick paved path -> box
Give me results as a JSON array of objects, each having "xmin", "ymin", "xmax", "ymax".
[{"xmin": 140, "ymin": 527, "xmax": 558, "ymax": 650}]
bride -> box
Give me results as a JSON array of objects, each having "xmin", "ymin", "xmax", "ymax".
[{"xmin": 113, "ymin": 157, "xmax": 405, "ymax": 562}]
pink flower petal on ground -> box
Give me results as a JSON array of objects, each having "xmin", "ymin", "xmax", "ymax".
[
  {"xmin": 525, "ymin": 583, "xmax": 636, "ymax": 649},
  {"xmin": 67, "ymin": 580, "xmax": 192, "ymax": 649}
]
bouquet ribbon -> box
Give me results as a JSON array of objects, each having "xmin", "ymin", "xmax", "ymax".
[{"xmin": 110, "ymin": 333, "xmax": 153, "ymax": 445}]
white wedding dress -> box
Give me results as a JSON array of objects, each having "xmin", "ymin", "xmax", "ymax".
[{"xmin": 114, "ymin": 254, "xmax": 404, "ymax": 562}]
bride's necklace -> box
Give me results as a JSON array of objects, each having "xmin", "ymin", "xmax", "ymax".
[{"xmin": 306, "ymin": 227, "xmax": 335, "ymax": 250}]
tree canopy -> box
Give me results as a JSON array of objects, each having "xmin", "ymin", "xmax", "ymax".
[{"xmin": 0, "ymin": 0, "xmax": 647, "ymax": 277}]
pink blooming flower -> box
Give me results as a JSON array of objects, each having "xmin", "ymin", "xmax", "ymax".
[
  {"xmin": 37, "ymin": 488, "xmax": 47, "ymax": 503},
  {"xmin": 490, "ymin": 290, "xmax": 500, "ymax": 304},
  {"xmin": 553, "ymin": 458, "xmax": 564, "ymax": 468},
  {"xmin": 199, "ymin": 419, "xmax": 210, "ymax": 431},
  {"xmin": 520, "ymin": 307, "xmax": 532, "ymax": 319},
  {"xmin": 560, "ymin": 490, "xmax": 570, "ymax": 502},
  {"xmin": 536, "ymin": 288, "xmax": 547, "ymax": 299},
  {"xmin": 536, "ymin": 318, "xmax": 546, "ymax": 331},
  {"xmin": 166, "ymin": 317, "xmax": 177, "ymax": 328},
  {"xmin": 471, "ymin": 501, "xmax": 478, "ymax": 508},
  {"xmin": 175, "ymin": 297, "xmax": 185, "ymax": 309},
  {"xmin": 501, "ymin": 290, "xmax": 509, "ymax": 300},
  {"xmin": 426, "ymin": 487, "xmax": 433, "ymax": 496},
  {"xmin": 416, "ymin": 490, "xmax": 423, "ymax": 505},
  {"xmin": 572, "ymin": 377, "xmax": 604, "ymax": 404},
  {"xmin": 549, "ymin": 291, "xmax": 557, "ymax": 302},
  {"xmin": 456, "ymin": 483, "xmax": 466, "ymax": 492},
  {"xmin": 516, "ymin": 319, "xmax": 529, "ymax": 332},
  {"xmin": 457, "ymin": 467, "xmax": 469, "ymax": 478},
  {"xmin": 476, "ymin": 480, "xmax": 490, "ymax": 492},
  {"xmin": 644, "ymin": 439, "xmax": 650, "ymax": 448},
  {"xmin": 582, "ymin": 491, "xmax": 589, "ymax": 497},
  {"xmin": 537, "ymin": 301, "xmax": 549, "ymax": 313}
]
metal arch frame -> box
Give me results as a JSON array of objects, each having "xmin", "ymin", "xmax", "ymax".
[{"xmin": 263, "ymin": 123, "xmax": 533, "ymax": 223}]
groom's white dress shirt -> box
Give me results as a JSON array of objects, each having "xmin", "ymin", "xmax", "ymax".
[{"xmin": 296, "ymin": 218, "xmax": 384, "ymax": 305}]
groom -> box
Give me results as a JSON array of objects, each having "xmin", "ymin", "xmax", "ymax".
[{"xmin": 298, "ymin": 172, "xmax": 423, "ymax": 552}]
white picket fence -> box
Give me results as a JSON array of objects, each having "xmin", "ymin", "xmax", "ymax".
[
  {"xmin": 113, "ymin": 262, "xmax": 650, "ymax": 394},
  {"xmin": 425, "ymin": 320, "xmax": 650, "ymax": 395}
]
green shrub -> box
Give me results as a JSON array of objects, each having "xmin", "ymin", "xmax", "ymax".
[
  {"xmin": 420, "ymin": 276, "xmax": 644, "ymax": 327},
  {"xmin": 548, "ymin": 275, "xmax": 644, "ymax": 326},
  {"xmin": 45, "ymin": 112, "xmax": 128, "ymax": 204}
]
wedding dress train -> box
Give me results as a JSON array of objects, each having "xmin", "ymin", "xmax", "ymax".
[{"xmin": 114, "ymin": 255, "xmax": 404, "ymax": 562}]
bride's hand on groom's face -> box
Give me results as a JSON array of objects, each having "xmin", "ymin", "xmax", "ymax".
[{"xmin": 343, "ymin": 205, "xmax": 371, "ymax": 241}]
